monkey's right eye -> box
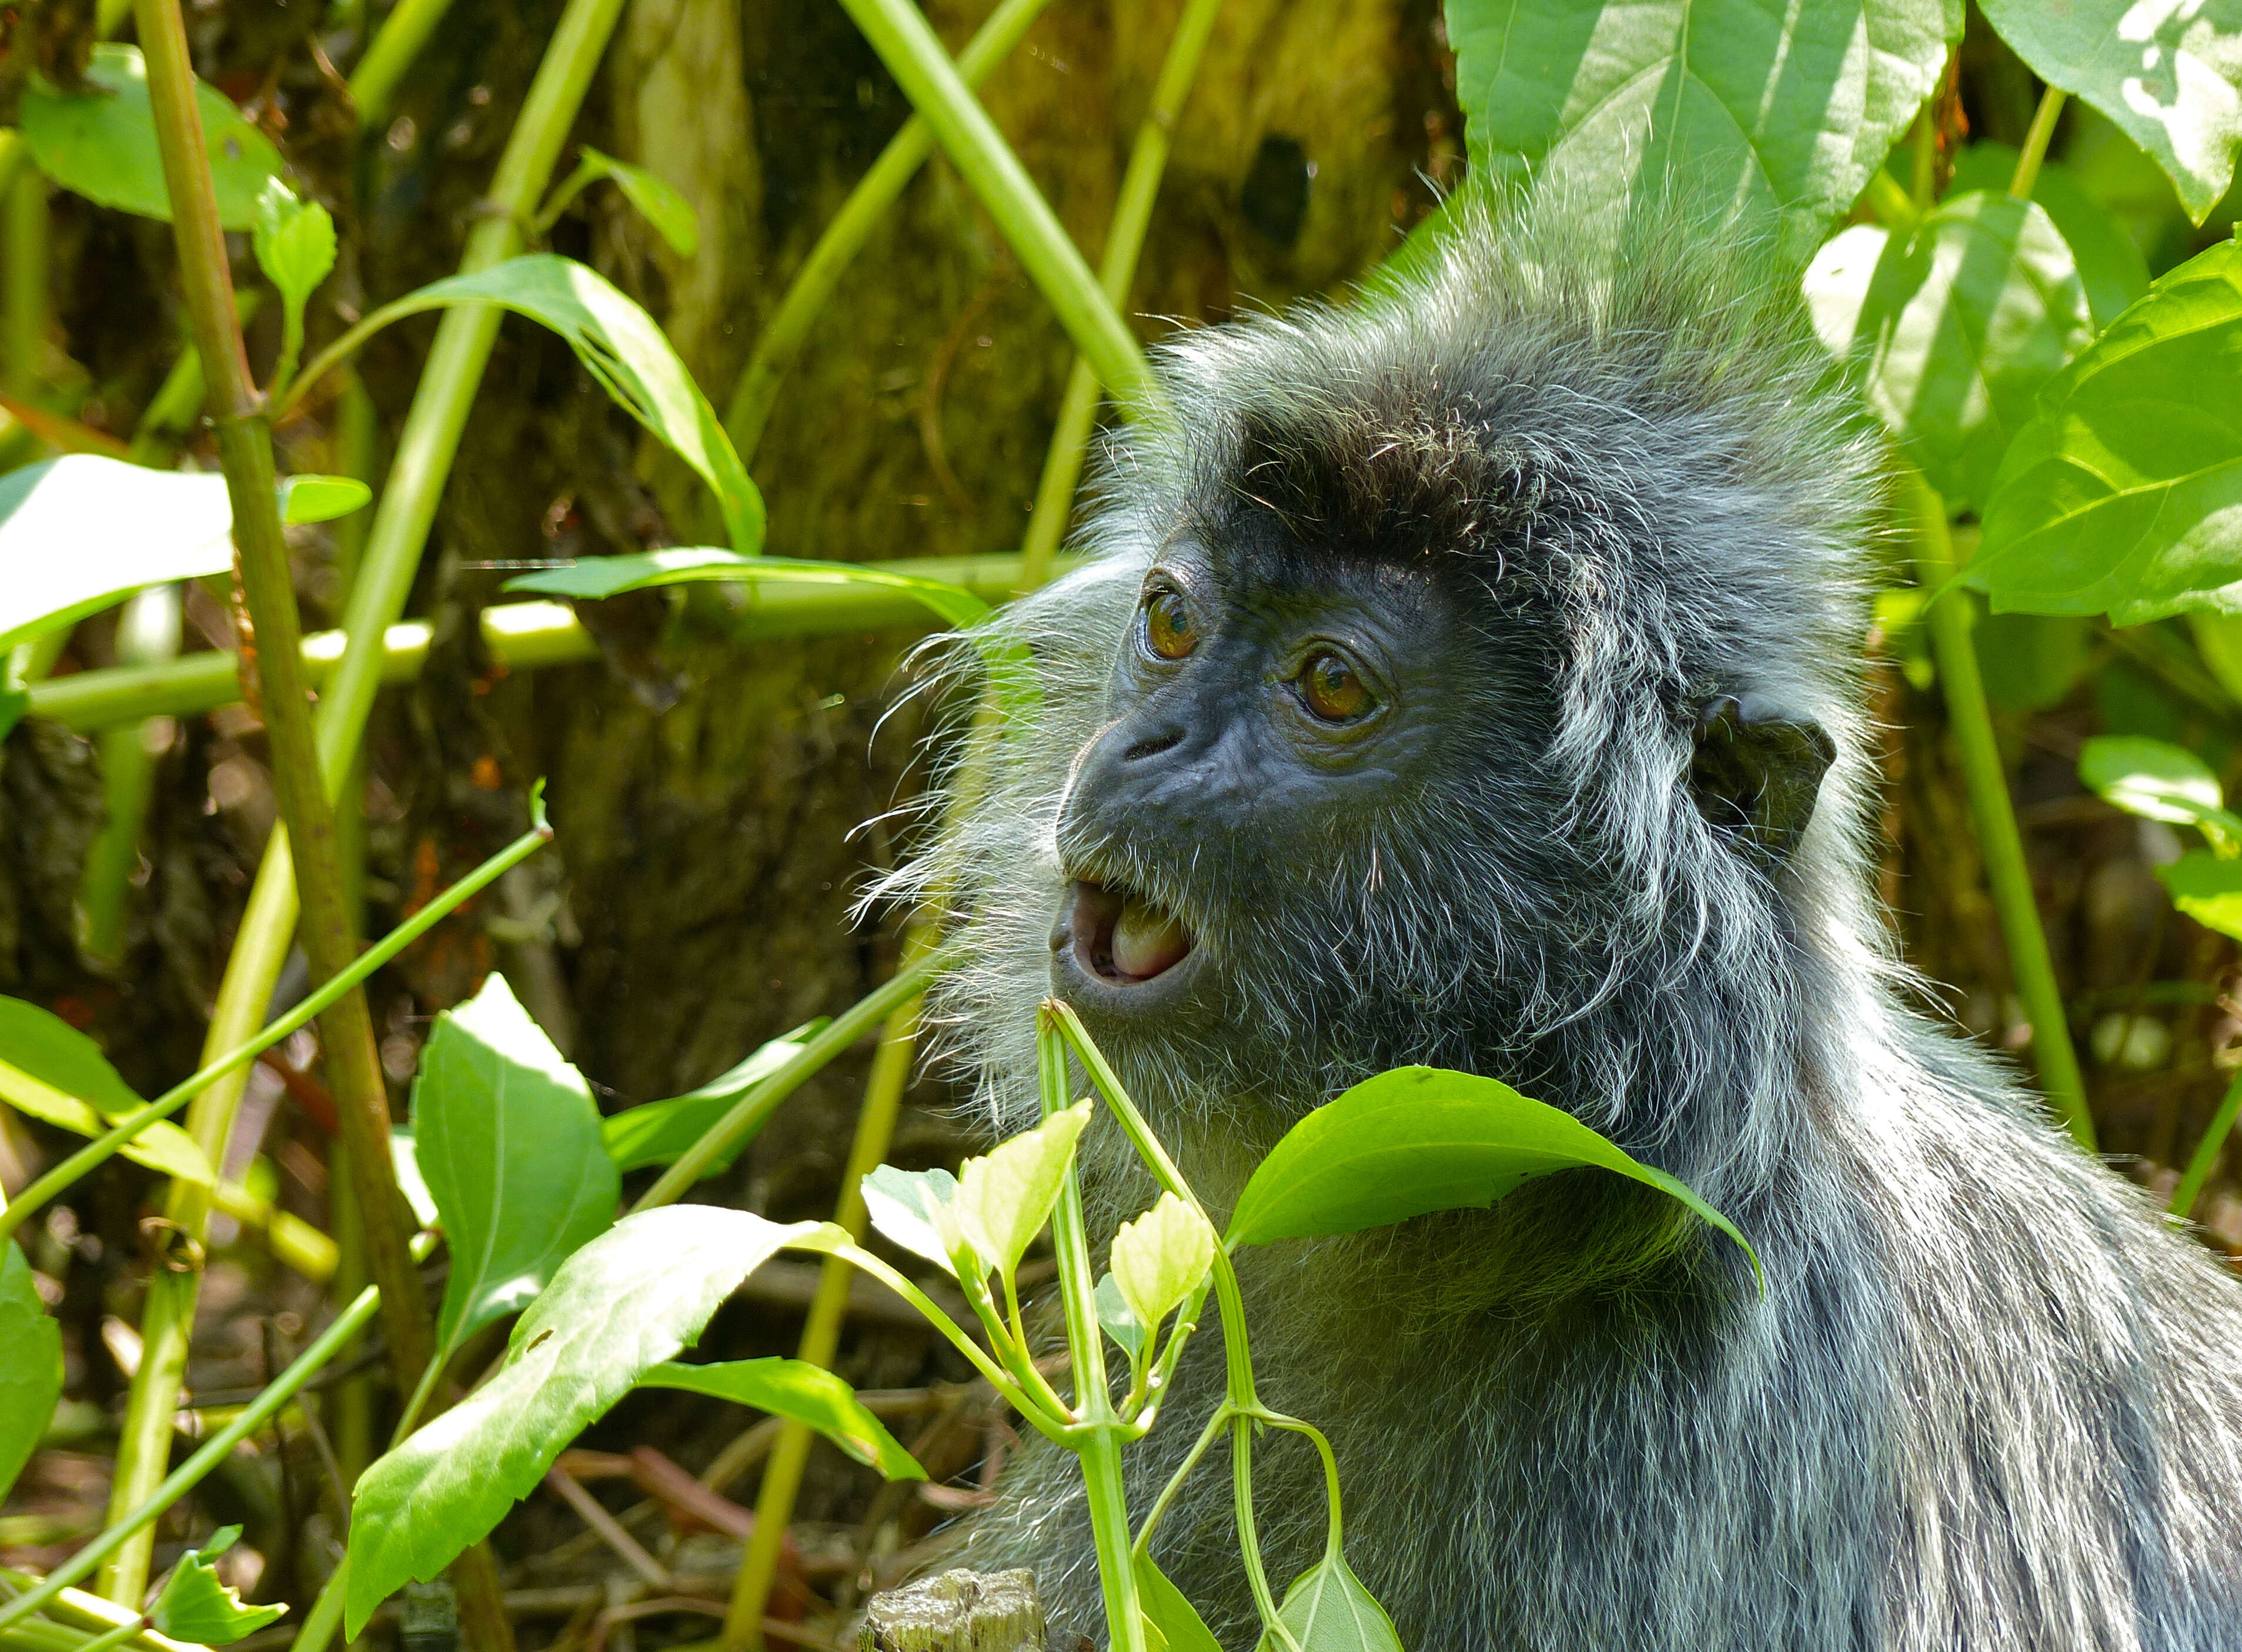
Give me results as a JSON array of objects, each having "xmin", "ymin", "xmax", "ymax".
[{"xmin": 1141, "ymin": 590, "xmax": 1199, "ymax": 660}]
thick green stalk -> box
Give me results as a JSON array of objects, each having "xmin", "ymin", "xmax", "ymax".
[
  {"xmin": 2171, "ymin": 1069, "xmax": 2242, "ymax": 1218},
  {"xmin": 348, "ymin": 0, "xmax": 460, "ymax": 131},
  {"xmin": 721, "ymin": 938, "xmax": 931, "ymax": 1651},
  {"xmin": 2009, "ymin": 86, "xmax": 2067, "ymax": 200},
  {"xmin": 1017, "ymin": 0, "xmax": 1221, "ymax": 590},
  {"xmin": 1909, "ymin": 473, "xmax": 2092, "ymax": 1148},
  {"xmin": 831, "ymin": 0, "xmax": 1162, "ymax": 424},
  {"xmin": 721, "ymin": 0, "xmax": 1055, "ymax": 462}
]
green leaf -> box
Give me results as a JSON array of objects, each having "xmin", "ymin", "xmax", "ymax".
[
  {"xmin": 2077, "ymin": 734, "xmax": 2242, "ymax": 847},
  {"xmin": 251, "ymin": 180, "xmax": 338, "ymax": 308},
  {"xmin": 1974, "ymin": 611, "xmax": 2090, "ymax": 713},
  {"xmin": 576, "ymin": 146, "xmax": 700, "ymax": 258},
  {"xmin": 1979, "ymin": 0, "xmax": 2242, "ymax": 223},
  {"xmin": 0, "ymin": 685, "xmax": 25, "ymax": 743},
  {"xmin": 1094, "ymin": 1272, "xmax": 1144, "ymax": 1363},
  {"xmin": 280, "ymin": 474, "xmax": 372, "ymax": 524},
  {"xmin": 22, "ymin": 45, "xmax": 285, "ymax": 231},
  {"xmin": 637, "ymin": 1359, "xmax": 924, "ymax": 1480},
  {"xmin": 599, "ymin": 1019, "xmax": 827, "ymax": 1176},
  {"xmin": 354, "ymin": 256, "xmax": 761, "ymax": 556},
  {"xmin": 149, "ymin": 1526, "xmax": 287, "ymax": 1643},
  {"xmin": 346, "ymin": 1206, "xmax": 827, "ymax": 1636},
  {"xmin": 1847, "ymin": 190, "xmax": 2094, "ymax": 513},
  {"xmin": 390, "ymin": 1128, "xmax": 440, "ymax": 1229},
  {"xmin": 1802, "ymin": 223, "xmax": 1890, "ymax": 358},
  {"xmin": 504, "ymin": 548, "xmax": 991, "ymax": 630},
  {"xmin": 1136, "ymin": 1554, "xmax": 1222, "ymax": 1652},
  {"xmin": 0, "ymin": 1242, "xmax": 62, "ymax": 1505},
  {"xmin": 410, "ymin": 976, "xmax": 618, "ymax": 1360},
  {"xmin": 1945, "ymin": 145, "xmax": 2150, "ymax": 330},
  {"xmin": 860, "ymin": 1164, "xmax": 965, "ymax": 1278},
  {"xmin": 1227, "ymin": 1066, "xmax": 1759, "ymax": 1287},
  {"xmin": 1250, "ymin": 1553, "xmax": 1402, "ymax": 1652},
  {"xmin": 0, "ymin": 457, "xmax": 232, "ymax": 654},
  {"xmin": 1447, "ymin": 0, "xmax": 1954, "ymax": 256},
  {"xmin": 0, "ymin": 995, "xmax": 212, "ymax": 1186},
  {"xmin": 1109, "ymin": 1192, "xmax": 1214, "ymax": 1339},
  {"xmin": 2159, "ymin": 850, "xmax": 2242, "ymax": 939},
  {"xmin": 954, "ymin": 1101, "xmax": 1093, "ymax": 1283},
  {"xmin": 1961, "ymin": 238, "xmax": 2242, "ymax": 624}
]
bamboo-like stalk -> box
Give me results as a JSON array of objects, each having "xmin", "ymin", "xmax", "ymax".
[
  {"xmin": 1908, "ymin": 473, "xmax": 2093, "ymax": 1148},
  {"xmin": 720, "ymin": 0, "xmax": 1056, "ymax": 463},
  {"xmin": 347, "ymin": 0, "xmax": 461, "ymax": 131},
  {"xmin": 1015, "ymin": 0, "xmax": 1222, "ymax": 591},
  {"xmin": 2008, "ymin": 85, "xmax": 2067, "ymax": 201},
  {"xmin": 108, "ymin": 6, "xmax": 455, "ymax": 1621},
  {"xmin": 831, "ymin": 0, "xmax": 1162, "ymax": 424}
]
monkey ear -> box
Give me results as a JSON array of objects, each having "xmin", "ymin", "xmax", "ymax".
[{"xmin": 1688, "ymin": 691, "xmax": 1836, "ymax": 864}]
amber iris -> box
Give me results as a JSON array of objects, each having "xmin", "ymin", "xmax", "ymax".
[
  {"xmin": 1144, "ymin": 589, "xmax": 1198, "ymax": 659},
  {"xmin": 1301, "ymin": 651, "xmax": 1371, "ymax": 722}
]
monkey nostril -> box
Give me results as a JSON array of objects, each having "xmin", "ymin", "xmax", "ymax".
[{"xmin": 1122, "ymin": 724, "xmax": 1186, "ymax": 763}]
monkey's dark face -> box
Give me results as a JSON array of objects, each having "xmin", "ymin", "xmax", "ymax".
[{"xmin": 1049, "ymin": 533, "xmax": 1487, "ymax": 1094}]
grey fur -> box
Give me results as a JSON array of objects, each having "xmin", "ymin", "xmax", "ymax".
[{"xmin": 874, "ymin": 194, "xmax": 2242, "ymax": 1650}]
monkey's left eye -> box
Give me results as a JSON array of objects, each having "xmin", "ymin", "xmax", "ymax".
[
  {"xmin": 1142, "ymin": 590, "xmax": 1199, "ymax": 660},
  {"xmin": 1299, "ymin": 651, "xmax": 1374, "ymax": 723}
]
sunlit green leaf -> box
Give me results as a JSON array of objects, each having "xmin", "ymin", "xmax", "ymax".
[
  {"xmin": 1847, "ymin": 190, "xmax": 2093, "ymax": 513},
  {"xmin": 1227, "ymin": 1067, "xmax": 1759, "ymax": 1287},
  {"xmin": 2159, "ymin": 850, "xmax": 2242, "ymax": 940},
  {"xmin": 347, "ymin": 1206, "xmax": 829, "ymax": 1635},
  {"xmin": 637, "ymin": 1358, "xmax": 923, "ymax": 1479},
  {"xmin": 1251, "ymin": 1553, "xmax": 1403, "ymax": 1652},
  {"xmin": 1448, "ymin": 0, "xmax": 1954, "ymax": 256},
  {"xmin": 505, "ymin": 548, "xmax": 990, "ymax": 630},
  {"xmin": 1110, "ymin": 1192, "xmax": 1214, "ymax": 1340},
  {"xmin": 390, "ymin": 1128, "xmax": 439, "ymax": 1230},
  {"xmin": 252, "ymin": 179, "xmax": 338, "ymax": 308},
  {"xmin": 1802, "ymin": 223, "xmax": 1889, "ymax": 357},
  {"xmin": 345, "ymin": 256, "xmax": 761, "ymax": 555},
  {"xmin": 410, "ymin": 976, "xmax": 618, "ymax": 1359},
  {"xmin": 2077, "ymin": 735, "xmax": 2242, "ymax": 849},
  {"xmin": 1095, "ymin": 1272, "xmax": 1144, "ymax": 1363},
  {"xmin": 860, "ymin": 1163, "xmax": 965, "ymax": 1278},
  {"xmin": 0, "ymin": 458, "xmax": 232, "ymax": 654},
  {"xmin": 22, "ymin": 45, "xmax": 285, "ymax": 230},
  {"xmin": 1980, "ymin": 0, "xmax": 2242, "ymax": 222},
  {"xmin": 575, "ymin": 146, "xmax": 700, "ymax": 258},
  {"xmin": 150, "ymin": 1526, "xmax": 287, "ymax": 1643},
  {"xmin": 0, "ymin": 1242, "xmax": 61, "ymax": 1505},
  {"xmin": 1945, "ymin": 145, "xmax": 2149, "ymax": 329},
  {"xmin": 600, "ymin": 1019, "xmax": 827, "ymax": 1176},
  {"xmin": 0, "ymin": 995, "xmax": 211, "ymax": 1186},
  {"xmin": 954, "ymin": 1101, "xmax": 1092, "ymax": 1283},
  {"xmin": 1137, "ymin": 1554, "xmax": 1222, "ymax": 1652},
  {"xmin": 1962, "ymin": 238, "xmax": 2242, "ymax": 624},
  {"xmin": 280, "ymin": 474, "xmax": 372, "ymax": 524}
]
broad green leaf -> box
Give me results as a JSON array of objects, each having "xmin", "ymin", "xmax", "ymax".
[
  {"xmin": 150, "ymin": 1527, "xmax": 287, "ymax": 1643},
  {"xmin": 1251, "ymin": 1553, "xmax": 1403, "ymax": 1652},
  {"xmin": 0, "ymin": 996, "xmax": 212, "ymax": 1186},
  {"xmin": 0, "ymin": 458, "xmax": 230, "ymax": 654},
  {"xmin": 1447, "ymin": 0, "xmax": 1954, "ymax": 256},
  {"xmin": 252, "ymin": 180, "xmax": 338, "ymax": 308},
  {"xmin": 1945, "ymin": 146, "xmax": 2150, "ymax": 329},
  {"xmin": 410, "ymin": 976, "xmax": 617, "ymax": 1359},
  {"xmin": 2159, "ymin": 850, "xmax": 2242, "ymax": 939},
  {"xmin": 1110, "ymin": 1192, "xmax": 1214, "ymax": 1339},
  {"xmin": 1847, "ymin": 191, "xmax": 2094, "ymax": 513},
  {"xmin": 1980, "ymin": 0, "xmax": 2242, "ymax": 223},
  {"xmin": 0, "ymin": 1242, "xmax": 62, "ymax": 1504},
  {"xmin": 1962, "ymin": 238, "xmax": 2242, "ymax": 624},
  {"xmin": 637, "ymin": 1359, "xmax": 923, "ymax": 1479},
  {"xmin": 1974, "ymin": 611, "xmax": 2090, "ymax": 713},
  {"xmin": 280, "ymin": 474, "xmax": 372, "ymax": 524},
  {"xmin": 1803, "ymin": 223, "xmax": 1889, "ymax": 357},
  {"xmin": 2077, "ymin": 735, "xmax": 2242, "ymax": 848},
  {"xmin": 1095, "ymin": 1272, "xmax": 1145, "ymax": 1362},
  {"xmin": 576, "ymin": 146, "xmax": 700, "ymax": 258},
  {"xmin": 955, "ymin": 1101, "xmax": 1092, "ymax": 1282},
  {"xmin": 22, "ymin": 45, "xmax": 285, "ymax": 230},
  {"xmin": 599, "ymin": 1019, "xmax": 827, "ymax": 1176},
  {"xmin": 390, "ymin": 1128, "xmax": 440, "ymax": 1229},
  {"xmin": 505, "ymin": 549, "xmax": 991, "ymax": 630},
  {"xmin": 860, "ymin": 1164, "xmax": 965, "ymax": 1278},
  {"xmin": 353, "ymin": 256, "xmax": 761, "ymax": 555},
  {"xmin": 346, "ymin": 1206, "xmax": 828, "ymax": 1635},
  {"xmin": 1227, "ymin": 1067, "xmax": 1759, "ymax": 1286},
  {"xmin": 1137, "ymin": 1554, "xmax": 1222, "ymax": 1652}
]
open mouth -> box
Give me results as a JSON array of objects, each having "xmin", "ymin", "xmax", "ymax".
[{"xmin": 1067, "ymin": 877, "xmax": 1195, "ymax": 985}]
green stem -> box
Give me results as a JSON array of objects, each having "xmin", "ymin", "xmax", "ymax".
[
  {"xmin": 0, "ymin": 1273, "xmax": 390, "ymax": 1636},
  {"xmin": 1132, "ymin": 1402, "xmax": 1230, "ymax": 1556},
  {"xmin": 0, "ymin": 814, "xmax": 553, "ymax": 1245},
  {"xmin": 830, "ymin": 0, "xmax": 1163, "ymax": 426},
  {"xmin": 284, "ymin": 1563, "xmax": 349, "ymax": 1652},
  {"xmin": 1910, "ymin": 473, "xmax": 2093, "ymax": 1149},
  {"xmin": 2009, "ymin": 86, "xmax": 2066, "ymax": 201},
  {"xmin": 348, "ymin": 0, "xmax": 462, "ymax": 131},
  {"xmin": 2171, "ymin": 1068, "xmax": 2242, "ymax": 1218},
  {"xmin": 631, "ymin": 949, "xmax": 947, "ymax": 1210},
  {"xmin": 1015, "ymin": 0, "xmax": 1219, "ymax": 591},
  {"xmin": 75, "ymin": 584, "xmax": 181, "ymax": 965},
  {"xmin": 719, "ymin": 0, "xmax": 1056, "ymax": 462}
]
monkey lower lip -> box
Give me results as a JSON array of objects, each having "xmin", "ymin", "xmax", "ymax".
[{"xmin": 1071, "ymin": 879, "xmax": 1194, "ymax": 984}]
